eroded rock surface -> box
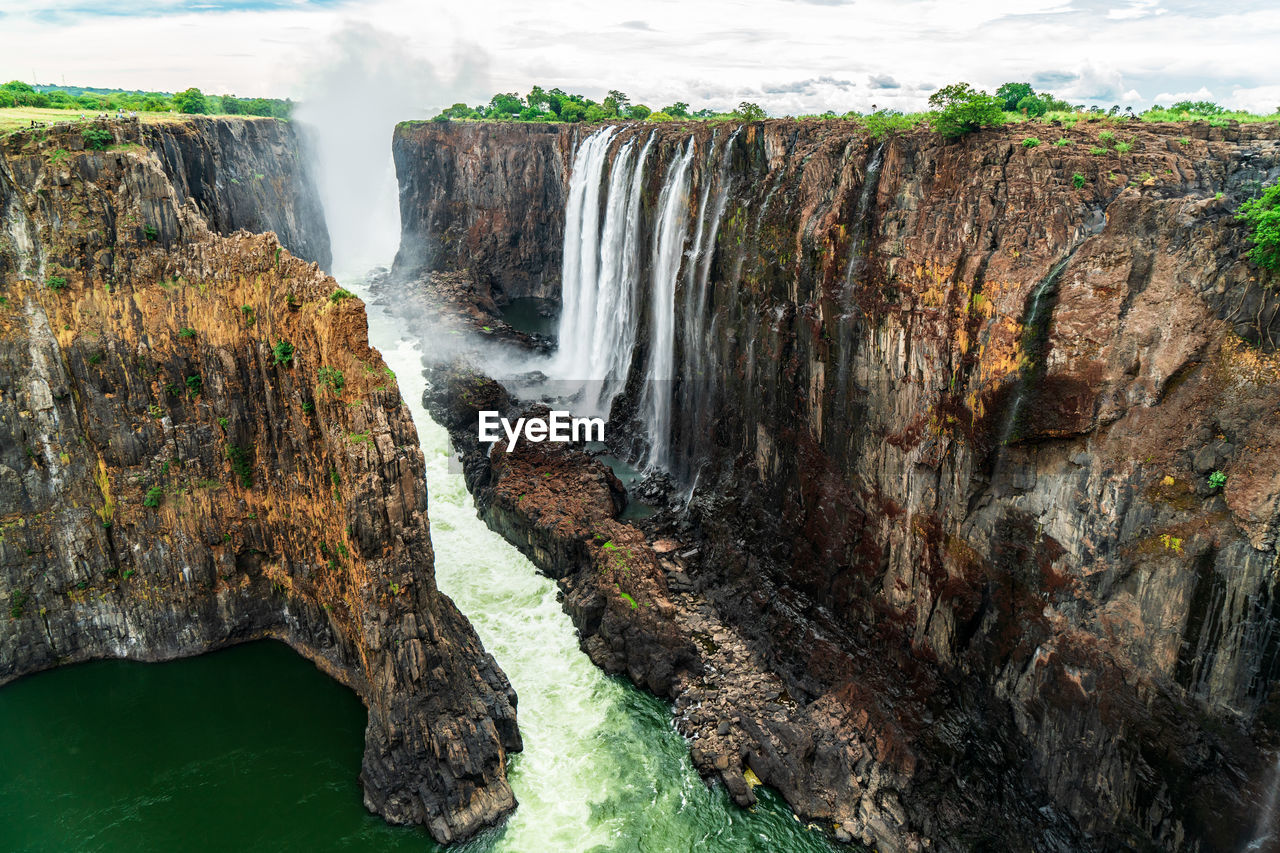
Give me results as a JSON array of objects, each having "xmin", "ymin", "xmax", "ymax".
[{"xmin": 0, "ymin": 118, "xmax": 519, "ymax": 843}]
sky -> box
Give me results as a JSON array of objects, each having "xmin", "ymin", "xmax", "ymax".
[{"xmin": 1, "ymin": 0, "xmax": 1278, "ymax": 116}]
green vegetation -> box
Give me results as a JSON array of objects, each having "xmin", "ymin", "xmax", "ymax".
[
  {"xmin": 82, "ymin": 127, "xmax": 112, "ymax": 150},
  {"xmin": 46, "ymin": 275, "xmax": 67, "ymax": 291},
  {"xmin": 1099, "ymin": 130, "xmax": 1116, "ymax": 143},
  {"xmin": 240, "ymin": 305, "xmax": 255, "ymax": 325},
  {"xmin": 178, "ymin": 327, "xmax": 196, "ymax": 338},
  {"xmin": 329, "ymin": 287, "xmax": 355, "ymax": 303},
  {"xmin": 1073, "ymin": 172, "xmax": 1086, "ymax": 189},
  {"xmin": 1054, "ymin": 137, "xmax": 1072, "ymax": 147},
  {"xmin": 317, "ymin": 365, "xmax": 345, "ymax": 394},
  {"xmin": 272, "ymin": 340, "xmax": 295, "ymax": 366},
  {"xmin": 301, "ymin": 401, "xmax": 314, "ymax": 413},
  {"xmin": 1, "ymin": 79, "xmax": 291, "ymax": 118},
  {"xmin": 927, "ymin": 83, "xmax": 1004, "ymax": 138},
  {"xmin": 226, "ymin": 443, "xmax": 255, "ymax": 488},
  {"xmin": 10, "ymin": 590, "xmax": 28, "ymax": 619},
  {"xmin": 1114, "ymin": 141, "xmax": 1132, "ymax": 154},
  {"xmin": 1021, "ymin": 137, "xmax": 1041, "ymax": 148},
  {"xmin": 1089, "ymin": 146, "xmax": 1109, "ymax": 155},
  {"xmin": 1238, "ymin": 182, "xmax": 1280, "ymax": 273},
  {"xmin": 143, "ymin": 485, "xmax": 164, "ymax": 508},
  {"xmin": 143, "ymin": 224, "xmax": 158, "ymax": 241},
  {"xmin": 185, "ymin": 374, "xmax": 202, "ymax": 397},
  {"xmin": 1208, "ymin": 470, "xmax": 1227, "ymax": 490}
]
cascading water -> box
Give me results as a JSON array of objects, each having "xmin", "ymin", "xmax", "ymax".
[
  {"xmin": 673, "ymin": 127, "xmax": 739, "ymax": 488},
  {"xmin": 641, "ymin": 138, "xmax": 697, "ymax": 469},
  {"xmin": 1246, "ymin": 752, "xmax": 1280, "ymax": 851},
  {"xmin": 557, "ymin": 127, "xmax": 620, "ymax": 373}
]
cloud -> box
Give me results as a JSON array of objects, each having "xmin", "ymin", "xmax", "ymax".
[
  {"xmin": 1106, "ymin": 0, "xmax": 1166, "ymax": 19},
  {"xmin": 0, "ymin": 0, "xmax": 1277, "ymax": 117}
]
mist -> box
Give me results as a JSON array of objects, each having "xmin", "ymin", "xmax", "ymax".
[{"xmin": 294, "ymin": 24, "xmax": 489, "ymax": 278}]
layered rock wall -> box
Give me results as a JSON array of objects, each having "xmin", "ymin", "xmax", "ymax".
[
  {"xmin": 0, "ymin": 118, "xmax": 519, "ymax": 843},
  {"xmin": 395, "ymin": 118, "xmax": 1280, "ymax": 851}
]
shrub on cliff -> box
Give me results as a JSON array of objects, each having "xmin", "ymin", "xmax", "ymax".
[
  {"xmin": 318, "ymin": 365, "xmax": 345, "ymax": 394},
  {"xmin": 1238, "ymin": 182, "xmax": 1280, "ymax": 274},
  {"xmin": 928, "ymin": 84, "xmax": 1004, "ymax": 138},
  {"xmin": 272, "ymin": 340, "xmax": 295, "ymax": 366},
  {"xmin": 82, "ymin": 127, "xmax": 112, "ymax": 151}
]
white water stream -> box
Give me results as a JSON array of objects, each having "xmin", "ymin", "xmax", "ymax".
[{"xmin": 348, "ymin": 279, "xmax": 837, "ymax": 852}]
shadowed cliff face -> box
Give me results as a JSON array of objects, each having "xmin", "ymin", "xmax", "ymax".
[
  {"xmin": 395, "ymin": 119, "xmax": 1280, "ymax": 851},
  {"xmin": 392, "ymin": 122, "xmax": 571, "ymax": 303},
  {"xmin": 0, "ymin": 119, "xmax": 519, "ymax": 843}
]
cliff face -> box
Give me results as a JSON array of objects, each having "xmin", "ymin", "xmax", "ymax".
[
  {"xmin": 392, "ymin": 121, "xmax": 570, "ymax": 303},
  {"xmin": 395, "ymin": 119, "xmax": 1280, "ymax": 850},
  {"xmin": 0, "ymin": 119, "xmax": 519, "ymax": 843}
]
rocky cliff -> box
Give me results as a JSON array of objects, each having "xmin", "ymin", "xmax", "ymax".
[
  {"xmin": 394, "ymin": 118, "xmax": 1280, "ymax": 851},
  {"xmin": 0, "ymin": 117, "xmax": 520, "ymax": 843},
  {"xmin": 392, "ymin": 121, "xmax": 570, "ymax": 304}
]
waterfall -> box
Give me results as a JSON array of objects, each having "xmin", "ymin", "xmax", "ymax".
[
  {"xmin": 557, "ymin": 126, "xmax": 620, "ymax": 381},
  {"xmin": 553, "ymin": 127, "xmax": 653, "ymax": 418},
  {"xmin": 1247, "ymin": 752, "xmax": 1280, "ymax": 851},
  {"xmin": 550, "ymin": 128, "xmax": 702, "ymax": 472},
  {"xmin": 641, "ymin": 138, "xmax": 696, "ymax": 469},
  {"xmin": 673, "ymin": 127, "xmax": 739, "ymax": 486}
]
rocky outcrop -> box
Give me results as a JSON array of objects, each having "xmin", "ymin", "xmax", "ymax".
[
  {"xmin": 0, "ymin": 118, "xmax": 519, "ymax": 843},
  {"xmin": 394, "ymin": 118, "xmax": 1280, "ymax": 851}
]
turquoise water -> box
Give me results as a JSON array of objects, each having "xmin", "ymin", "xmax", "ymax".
[{"xmin": 0, "ymin": 286, "xmax": 840, "ymax": 853}]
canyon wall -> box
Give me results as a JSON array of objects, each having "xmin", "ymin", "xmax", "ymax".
[
  {"xmin": 392, "ymin": 122, "xmax": 571, "ymax": 304},
  {"xmin": 0, "ymin": 117, "xmax": 519, "ymax": 843},
  {"xmin": 395, "ymin": 118, "xmax": 1280, "ymax": 851}
]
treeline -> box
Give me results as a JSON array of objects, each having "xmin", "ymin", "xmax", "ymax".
[
  {"xmin": 437, "ymin": 81, "xmax": 1278, "ymax": 129},
  {"xmin": 434, "ymin": 86, "xmax": 767, "ymax": 124},
  {"xmin": 0, "ymin": 81, "xmax": 292, "ymax": 118}
]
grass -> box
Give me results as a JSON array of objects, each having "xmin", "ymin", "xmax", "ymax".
[{"xmin": 0, "ymin": 106, "xmax": 278, "ymax": 136}]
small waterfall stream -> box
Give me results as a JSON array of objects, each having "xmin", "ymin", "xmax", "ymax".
[
  {"xmin": 1246, "ymin": 752, "xmax": 1280, "ymax": 851},
  {"xmin": 640, "ymin": 138, "xmax": 697, "ymax": 469}
]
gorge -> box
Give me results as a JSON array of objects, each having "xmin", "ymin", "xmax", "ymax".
[
  {"xmin": 391, "ymin": 118, "xmax": 1280, "ymax": 851},
  {"xmin": 2, "ymin": 106, "xmax": 1279, "ymax": 853}
]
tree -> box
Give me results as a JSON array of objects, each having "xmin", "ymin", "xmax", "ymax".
[
  {"xmin": 602, "ymin": 89, "xmax": 630, "ymax": 117},
  {"xmin": 1016, "ymin": 93, "xmax": 1049, "ymax": 118},
  {"xmin": 928, "ymin": 83, "xmax": 1004, "ymax": 138},
  {"xmin": 559, "ymin": 101, "xmax": 586, "ymax": 122},
  {"xmin": 735, "ymin": 101, "xmax": 766, "ymax": 121},
  {"xmin": 1237, "ymin": 182, "xmax": 1280, "ymax": 272},
  {"xmin": 173, "ymin": 87, "xmax": 208, "ymax": 114},
  {"xmin": 627, "ymin": 104, "xmax": 651, "ymax": 120},
  {"xmin": 526, "ymin": 85, "xmax": 549, "ymax": 110},
  {"xmin": 995, "ymin": 82, "xmax": 1033, "ymax": 112},
  {"xmin": 487, "ymin": 92, "xmax": 523, "ymax": 116},
  {"xmin": 662, "ymin": 101, "xmax": 690, "ymax": 118}
]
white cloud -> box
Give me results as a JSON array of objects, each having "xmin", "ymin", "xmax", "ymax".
[{"xmin": 0, "ymin": 0, "xmax": 1277, "ymax": 115}]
